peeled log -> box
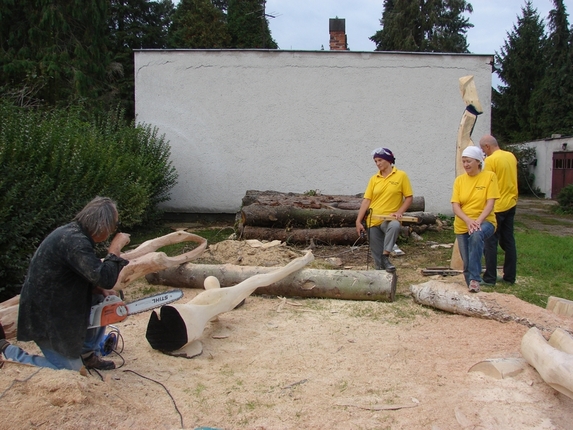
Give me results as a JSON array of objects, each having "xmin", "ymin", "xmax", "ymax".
[
  {"xmin": 147, "ymin": 264, "xmax": 396, "ymax": 302},
  {"xmin": 521, "ymin": 327, "xmax": 573, "ymax": 399},
  {"xmin": 546, "ymin": 296, "xmax": 573, "ymax": 317},
  {"xmin": 410, "ymin": 280, "xmax": 573, "ymax": 334}
]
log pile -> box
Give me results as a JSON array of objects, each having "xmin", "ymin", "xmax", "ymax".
[{"xmin": 237, "ymin": 190, "xmax": 440, "ymax": 245}]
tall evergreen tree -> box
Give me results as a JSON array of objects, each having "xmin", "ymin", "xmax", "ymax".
[
  {"xmin": 227, "ymin": 0, "xmax": 277, "ymax": 49},
  {"xmin": 492, "ymin": 1, "xmax": 546, "ymax": 143},
  {"xmin": 370, "ymin": 0, "xmax": 473, "ymax": 53},
  {"xmin": 533, "ymin": 0, "xmax": 573, "ymax": 137},
  {"xmin": 109, "ymin": 0, "xmax": 175, "ymax": 118},
  {"xmin": 168, "ymin": 0, "xmax": 229, "ymax": 48},
  {"xmin": 0, "ymin": 0, "xmax": 111, "ymax": 108}
]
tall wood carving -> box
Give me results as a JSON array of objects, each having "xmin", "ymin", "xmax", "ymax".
[{"xmin": 451, "ymin": 75, "xmax": 484, "ymax": 270}]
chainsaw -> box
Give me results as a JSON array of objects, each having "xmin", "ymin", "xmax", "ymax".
[{"xmin": 88, "ymin": 290, "xmax": 184, "ymax": 328}]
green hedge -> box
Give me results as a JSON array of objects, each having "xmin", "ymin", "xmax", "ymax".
[{"xmin": 0, "ymin": 102, "xmax": 178, "ymax": 299}]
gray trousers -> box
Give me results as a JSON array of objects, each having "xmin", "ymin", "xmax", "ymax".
[{"xmin": 368, "ymin": 220, "xmax": 401, "ymax": 269}]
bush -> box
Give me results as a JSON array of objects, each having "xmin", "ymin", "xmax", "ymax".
[
  {"xmin": 0, "ymin": 102, "xmax": 177, "ymax": 299},
  {"xmin": 557, "ymin": 184, "xmax": 573, "ymax": 214}
]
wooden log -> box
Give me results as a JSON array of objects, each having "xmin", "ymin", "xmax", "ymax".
[
  {"xmin": 239, "ymin": 226, "xmax": 363, "ymax": 245},
  {"xmin": 241, "ymin": 190, "xmax": 425, "ymax": 212},
  {"xmin": 521, "ymin": 327, "xmax": 573, "ymax": 399},
  {"xmin": 240, "ymin": 204, "xmax": 358, "ymax": 228},
  {"xmin": 548, "ymin": 328, "xmax": 573, "ymax": 354},
  {"xmin": 147, "ymin": 264, "xmax": 396, "ymax": 302},
  {"xmin": 546, "ymin": 296, "xmax": 573, "ymax": 317},
  {"xmin": 410, "ymin": 280, "xmax": 573, "ymax": 334},
  {"xmin": 240, "ymin": 205, "xmax": 432, "ymax": 230}
]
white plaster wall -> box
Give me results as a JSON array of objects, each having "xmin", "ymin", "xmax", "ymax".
[
  {"xmin": 134, "ymin": 49, "xmax": 492, "ymax": 214},
  {"xmin": 524, "ymin": 137, "xmax": 573, "ymax": 197}
]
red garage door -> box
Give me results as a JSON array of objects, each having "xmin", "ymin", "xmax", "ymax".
[{"xmin": 552, "ymin": 152, "xmax": 573, "ymax": 198}]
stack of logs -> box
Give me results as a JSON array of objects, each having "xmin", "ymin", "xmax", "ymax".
[{"xmin": 237, "ymin": 190, "xmax": 438, "ymax": 245}]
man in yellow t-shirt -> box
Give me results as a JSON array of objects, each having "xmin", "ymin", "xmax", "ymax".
[{"xmin": 480, "ymin": 135, "xmax": 518, "ymax": 285}]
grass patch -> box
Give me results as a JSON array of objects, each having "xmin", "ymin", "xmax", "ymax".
[{"xmin": 481, "ymin": 229, "xmax": 573, "ymax": 307}]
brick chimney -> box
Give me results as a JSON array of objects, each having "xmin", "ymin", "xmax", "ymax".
[{"xmin": 329, "ymin": 18, "xmax": 348, "ymax": 51}]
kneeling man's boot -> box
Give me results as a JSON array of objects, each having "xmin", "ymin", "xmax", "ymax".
[{"xmin": 380, "ymin": 254, "xmax": 396, "ymax": 273}]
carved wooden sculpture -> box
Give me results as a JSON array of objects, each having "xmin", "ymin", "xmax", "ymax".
[
  {"xmin": 451, "ymin": 75, "xmax": 484, "ymax": 270},
  {"xmin": 0, "ymin": 231, "xmax": 207, "ymax": 339},
  {"xmin": 145, "ymin": 251, "xmax": 315, "ymax": 358},
  {"xmin": 521, "ymin": 327, "xmax": 573, "ymax": 399}
]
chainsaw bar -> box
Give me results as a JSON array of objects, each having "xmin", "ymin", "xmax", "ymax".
[
  {"xmin": 88, "ymin": 289, "xmax": 184, "ymax": 328},
  {"xmin": 125, "ymin": 289, "xmax": 184, "ymax": 315}
]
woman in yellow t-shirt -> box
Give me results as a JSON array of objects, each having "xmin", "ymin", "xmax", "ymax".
[
  {"xmin": 356, "ymin": 147, "xmax": 413, "ymax": 272},
  {"xmin": 451, "ymin": 146, "xmax": 500, "ymax": 293}
]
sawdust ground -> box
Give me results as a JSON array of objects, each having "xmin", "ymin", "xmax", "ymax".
[{"xmin": 1, "ymin": 198, "xmax": 573, "ymax": 429}]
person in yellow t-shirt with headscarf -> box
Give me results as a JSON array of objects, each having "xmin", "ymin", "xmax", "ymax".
[
  {"xmin": 356, "ymin": 147, "xmax": 413, "ymax": 273},
  {"xmin": 451, "ymin": 146, "xmax": 500, "ymax": 293},
  {"xmin": 480, "ymin": 135, "xmax": 518, "ymax": 285}
]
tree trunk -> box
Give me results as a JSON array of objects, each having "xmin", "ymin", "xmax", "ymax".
[
  {"xmin": 241, "ymin": 190, "xmax": 425, "ymax": 212},
  {"xmin": 240, "ymin": 205, "xmax": 432, "ymax": 230},
  {"xmin": 147, "ymin": 264, "xmax": 396, "ymax": 302},
  {"xmin": 240, "ymin": 204, "xmax": 358, "ymax": 228},
  {"xmin": 238, "ymin": 226, "xmax": 364, "ymax": 245},
  {"xmin": 410, "ymin": 280, "xmax": 573, "ymax": 334},
  {"xmin": 521, "ymin": 327, "xmax": 573, "ymax": 399}
]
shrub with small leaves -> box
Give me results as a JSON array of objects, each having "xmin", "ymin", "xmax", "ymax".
[
  {"xmin": 556, "ymin": 184, "xmax": 573, "ymax": 214},
  {"xmin": 0, "ymin": 102, "xmax": 177, "ymax": 299}
]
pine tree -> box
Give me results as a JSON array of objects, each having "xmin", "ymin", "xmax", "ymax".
[
  {"xmin": 492, "ymin": 1, "xmax": 546, "ymax": 143},
  {"xmin": 533, "ymin": 0, "xmax": 573, "ymax": 137},
  {"xmin": 227, "ymin": 0, "xmax": 277, "ymax": 49},
  {"xmin": 0, "ymin": 0, "xmax": 111, "ymax": 108},
  {"xmin": 109, "ymin": 0, "xmax": 175, "ymax": 118},
  {"xmin": 370, "ymin": 0, "xmax": 473, "ymax": 53},
  {"xmin": 168, "ymin": 0, "xmax": 229, "ymax": 48}
]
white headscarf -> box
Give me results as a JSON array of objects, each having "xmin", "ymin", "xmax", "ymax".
[{"xmin": 462, "ymin": 146, "xmax": 484, "ymax": 169}]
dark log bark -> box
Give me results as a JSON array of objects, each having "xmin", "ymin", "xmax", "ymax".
[
  {"xmin": 241, "ymin": 190, "xmax": 425, "ymax": 212},
  {"xmin": 240, "ymin": 205, "xmax": 431, "ymax": 229},
  {"xmin": 147, "ymin": 264, "xmax": 396, "ymax": 302},
  {"xmin": 238, "ymin": 226, "xmax": 364, "ymax": 245}
]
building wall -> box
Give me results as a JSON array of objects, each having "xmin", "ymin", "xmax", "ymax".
[
  {"xmin": 134, "ymin": 49, "xmax": 493, "ymax": 214},
  {"xmin": 523, "ymin": 136, "xmax": 573, "ymax": 198}
]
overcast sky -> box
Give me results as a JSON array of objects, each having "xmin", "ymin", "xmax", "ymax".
[
  {"xmin": 262, "ymin": 0, "xmax": 572, "ymax": 88},
  {"xmin": 264, "ymin": 0, "xmax": 572, "ymax": 55}
]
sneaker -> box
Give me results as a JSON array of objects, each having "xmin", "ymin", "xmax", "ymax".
[
  {"xmin": 469, "ymin": 280, "xmax": 480, "ymax": 293},
  {"xmin": 480, "ymin": 279, "xmax": 495, "ymax": 287},
  {"xmin": 82, "ymin": 353, "xmax": 116, "ymax": 370},
  {"xmin": 380, "ymin": 255, "xmax": 396, "ymax": 273}
]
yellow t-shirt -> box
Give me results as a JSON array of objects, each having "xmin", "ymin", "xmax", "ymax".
[
  {"xmin": 364, "ymin": 167, "xmax": 413, "ymax": 227},
  {"xmin": 483, "ymin": 149, "xmax": 518, "ymax": 212},
  {"xmin": 451, "ymin": 170, "xmax": 500, "ymax": 234}
]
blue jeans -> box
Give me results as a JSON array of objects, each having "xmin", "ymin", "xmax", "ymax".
[
  {"xmin": 4, "ymin": 326, "xmax": 106, "ymax": 371},
  {"xmin": 368, "ymin": 220, "xmax": 401, "ymax": 269},
  {"xmin": 483, "ymin": 206, "xmax": 517, "ymax": 284},
  {"xmin": 456, "ymin": 221, "xmax": 495, "ymax": 286}
]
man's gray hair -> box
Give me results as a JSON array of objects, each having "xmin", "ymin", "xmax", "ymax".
[{"xmin": 74, "ymin": 196, "xmax": 118, "ymax": 238}]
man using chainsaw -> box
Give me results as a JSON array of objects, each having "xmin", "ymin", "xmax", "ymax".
[{"xmin": 0, "ymin": 196, "xmax": 130, "ymax": 371}]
